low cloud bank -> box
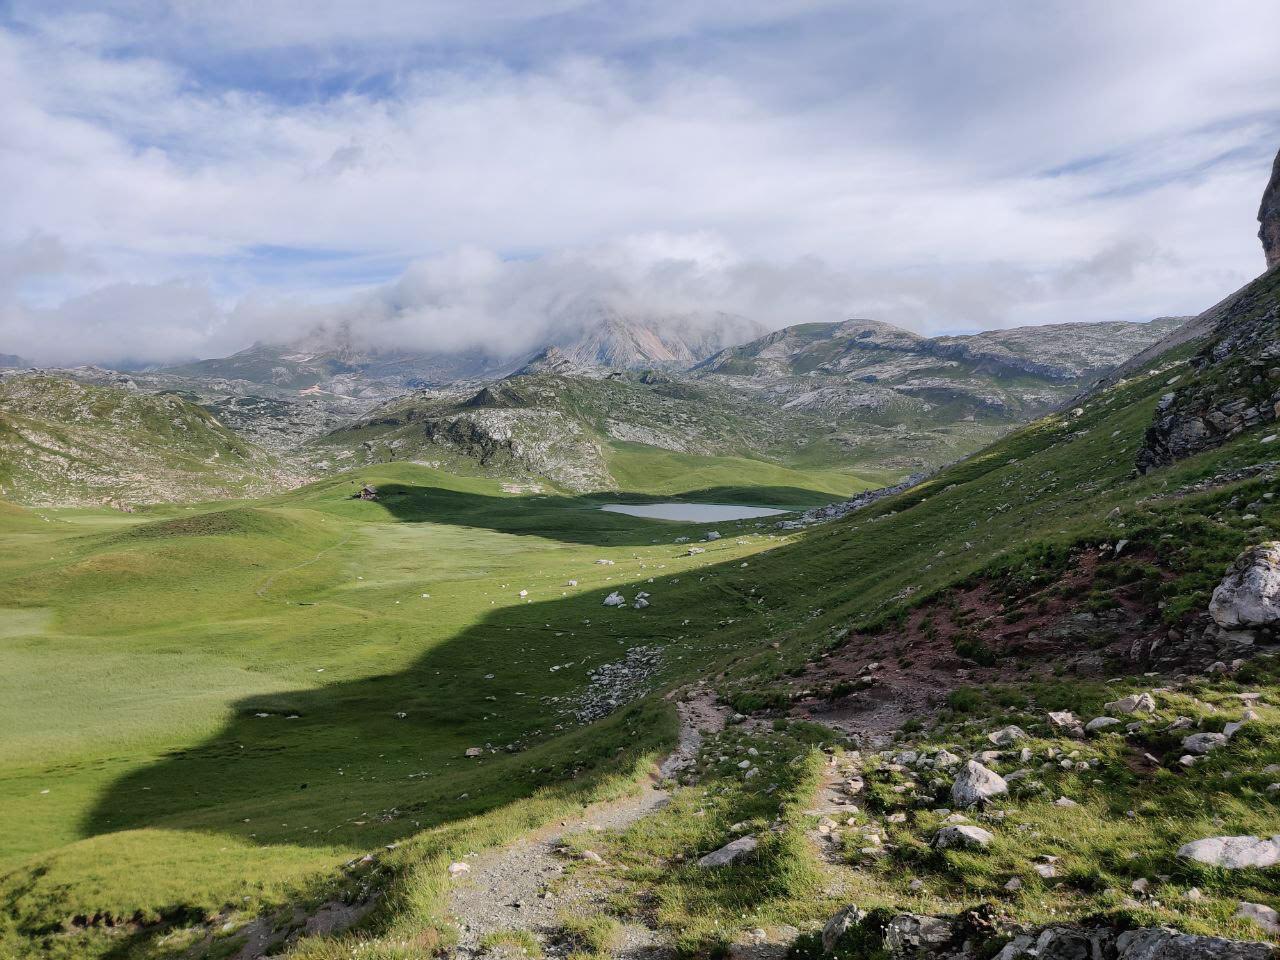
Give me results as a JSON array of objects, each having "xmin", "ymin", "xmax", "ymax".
[{"xmin": 0, "ymin": 232, "xmax": 1219, "ymax": 369}]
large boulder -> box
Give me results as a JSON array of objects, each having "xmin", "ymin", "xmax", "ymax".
[
  {"xmin": 1261, "ymin": 145, "xmax": 1280, "ymax": 270},
  {"xmin": 1209, "ymin": 543, "xmax": 1280, "ymax": 628},
  {"xmin": 1177, "ymin": 834, "xmax": 1280, "ymax": 869},
  {"xmin": 951, "ymin": 760, "xmax": 1008, "ymax": 808}
]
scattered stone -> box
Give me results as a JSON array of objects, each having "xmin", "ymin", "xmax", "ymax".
[
  {"xmin": 1182, "ymin": 732, "xmax": 1229, "ymax": 755},
  {"xmin": 1047, "ymin": 711, "xmax": 1085, "ymax": 738},
  {"xmin": 1105, "ymin": 693, "xmax": 1157, "ymax": 715},
  {"xmin": 883, "ymin": 914, "xmax": 953, "ymax": 956},
  {"xmin": 1177, "ymin": 835, "xmax": 1280, "ymax": 869},
  {"xmin": 1236, "ymin": 901, "xmax": 1280, "ymax": 935},
  {"xmin": 951, "ymin": 761, "xmax": 1008, "ymax": 808},
  {"xmin": 1086, "ymin": 716, "xmax": 1122, "ymax": 733},
  {"xmin": 697, "ymin": 835, "xmax": 758, "ymax": 868},
  {"xmin": 989, "ymin": 725, "xmax": 1028, "ymax": 746},
  {"xmin": 822, "ymin": 905, "xmax": 864, "ymax": 953},
  {"xmin": 465, "ymin": 747, "xmax": 484, "ymax": 758},
  {"xmin": 933, "ymin": 825, "xmax": 995, "ymax": 850},
  {"xmin": 448, "ymin": 861, "xmax": 470, "ymax": 877}
]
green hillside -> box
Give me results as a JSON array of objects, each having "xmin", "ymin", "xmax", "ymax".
[
  {"xmin": 0, "ymin": 269, "xmax": 1277, "ymax": 958},
  {"xmin": 0, "ymin": 374, "xmax": 290, "ymax": 507},
  {"xmin": 307, "ymin": 370, "xmax": 967, "ymax": 494}
]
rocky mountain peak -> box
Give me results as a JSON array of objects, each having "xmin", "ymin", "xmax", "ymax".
[{"xmin": 1260, "ymin": 144, "xmax": 1280, "ymax": 270}]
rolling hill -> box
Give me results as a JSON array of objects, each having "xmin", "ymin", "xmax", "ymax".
[{"xmin": 0, "ymin": 374, "xmax": 292, "ymax": 506}]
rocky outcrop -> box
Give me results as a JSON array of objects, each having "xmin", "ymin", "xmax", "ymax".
[
  {"xmin": 817, "ymin": 909, "xmax": 1276, "ymax": 960},
  {"xmin": 814, "ymin": 911, "xmax": 1274, "ymax": 960},
  {"xmin": 777, "ymin": 472, "xmax": 929, "ymax": 529},
  {"xmin": 1136, "ymin": 269, "xmax": 1280, "ymax": 473},
  {"xmin": 1261, "ymin": 145, "xmax": 1280, "ymax": 270},
  {"xmin": 1209, "ymin": 543, "xmax": 1280, "ymax": 628},
  {"xmin": 1134, "ymin": 150, "xmax": 1280, "ymax": 473}
]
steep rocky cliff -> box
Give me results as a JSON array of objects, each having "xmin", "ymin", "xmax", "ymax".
[{"xmin": 1261, "ymin": 145, "xmax": 1280, "ymax": 270}]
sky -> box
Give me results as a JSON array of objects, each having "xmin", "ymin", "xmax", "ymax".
[{"xmin": 1, "ymin": 1, "xmax": 1279, "ymax": 367}]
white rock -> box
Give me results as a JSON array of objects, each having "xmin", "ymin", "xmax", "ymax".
[
  {"xmin": 1053, "ymin": 796, "xmax": 1080, "ymax": 808},
  {"xmin": 933, "ymin": 825, "xmax": 995, "ymax": 849},
  {"xmin": 1236, "ymin": 901, "xmax": 1280, "ymax": 934},
  {"xmin": 989, "ymin": 725, "xmax": 1028, "ymax": 746},
  {"xmin": 464, "ymin": 747, "xmax": 483, "ymax": 758},
  {"xmin": 697, "ymin": 835, "xmax": 758, "ymax": 868},
  {"xmin": 1177, "ymin": 835, "xmax": 1280, "ymax": 869},
  {"xmin": 602, "ymin": 591, "xmax": 626, "ymax": 607},
  {"xmin": 1085, "ymin": 716, "xmax": 1122, "ymax": 733},
  {"xmin": 704, "ymin": 531, "xmax": 722, "ymax": 541},
  {"xmin": 951, "ymin": 760, "xmax": 1008, "ymax": 808},
  {"xmin": 1104, "ymin": 693, "xmax": 1157, "ymax": 715},
  {"xmin": 1209, "ymin": 542, "xmax": 1280, "ymax": 628},
  {"xmin": 448, "ymin": 861, "xmax": 470, "ymax": 877},
  {"xmin": 1181, "ymin": 732, "xmax": 1229, "ymax": 755}
]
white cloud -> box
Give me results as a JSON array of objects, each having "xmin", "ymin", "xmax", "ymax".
[{"xmin": 0, "ymin": 2, "xmax": 1278, "ymax": 365}]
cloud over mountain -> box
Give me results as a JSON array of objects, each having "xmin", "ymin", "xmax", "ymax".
[{"xmin": 1, "ymin": 2, "xmax": 1278, "ymax": 365}]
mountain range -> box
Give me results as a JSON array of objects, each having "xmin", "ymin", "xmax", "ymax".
[{"xmin": 0, "ymin": 309, "xmax": 1192, "ymax": 502}]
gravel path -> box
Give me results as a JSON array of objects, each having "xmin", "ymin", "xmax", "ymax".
[{"xmin": 446, "ymin": 689, "xmax": 727, "ymax": 958}]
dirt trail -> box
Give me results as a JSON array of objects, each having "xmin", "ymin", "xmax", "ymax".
[{"xmin": 446, "ymin": 689, "xmax": 728, "ymax": 958}]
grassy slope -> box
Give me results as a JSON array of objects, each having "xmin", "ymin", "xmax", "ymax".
[
  {"xmin": 0, "ymin": 374, "xmax": 285, "ymax": 506},
  {"xmin": 0, "ymin": 464, "xmax": 819, "ymax": 957},
  {"xmin": 2, "ymin": 282, "xmax": 1278, "ymax": 957},
  {"xmin": 282, "ymin": 302, "xmax": 1279, "ymax": 955}
]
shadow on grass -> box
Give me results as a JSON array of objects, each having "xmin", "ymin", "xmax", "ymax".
[
  {"xmin": 77, "ymin": 533, "xmax": 783, "ymax": 854},
  {"xmin": 331, "ymin": 480, "xmax": 831, "ymax": 547}
]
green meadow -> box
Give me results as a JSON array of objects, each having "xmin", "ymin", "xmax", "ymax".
[{"xmin": 0, "ymin": 463, "xmax": 847, "ymax": 954}]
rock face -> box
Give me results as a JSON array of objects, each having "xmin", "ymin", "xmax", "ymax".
[
  {"xmin": 1177, "ymin": 834, "xmax": 1280, "ymax": 869},
  {"xmin": 1209, "ymin": 543, "xmax": 1280, "ymax": 628},
  {"xmin": 951, "ymin": 761, "xmax": 1008, "ymax": 808},
  {"xmin": 1135, "ymin": 267, "xmax": 1280, "ymax": 474},
  {"xmin": 1261, "ymin": 145, "xmax": 1280, "ymax": 270}
]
